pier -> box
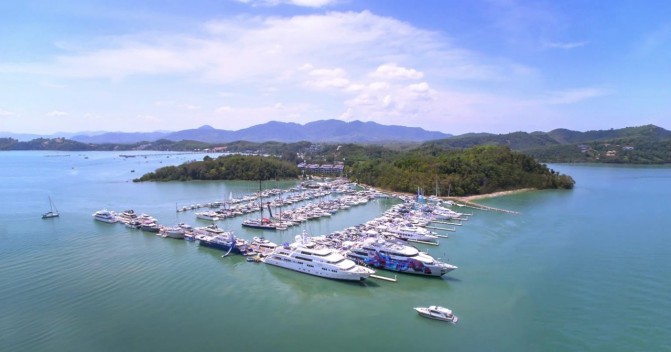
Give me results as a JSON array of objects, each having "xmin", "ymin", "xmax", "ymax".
[
  {"xmin": 448, "ymin": 199, "xmax": 520, "ymax": 215},
  {"xmin": 370, "ymin": 274, "xmax": 398, "ymax": 282}
]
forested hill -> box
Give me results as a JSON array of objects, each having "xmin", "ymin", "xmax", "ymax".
[
  {"xmin": 134, "ymin": 155, "xmax": 300, "ymax": 182},
  {"xmin": 135, "ymin": 144, "xmax": 575, "ymax": 197},
  {"xmin": 346, "ymin": 145, "xmax": 574, "ymax": 196},
  {"xmin": 425, "ymin": 124, "xmax": 671, "ymax": 164}
]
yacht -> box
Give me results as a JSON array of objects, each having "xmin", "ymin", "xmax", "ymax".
[
  {"xmin": 160, "ymin": 224, "xmax": 189, "ymax": 239},
  {"xmin": 196, "ymin": 211, "xmax": 220, "ymax": 221},
  {"xmin": 196, "ymin": 229, "xmax": 249, "ymax": 255},
  {"xmin": 414, "ymin": 305, "xmax": 459, "ymax": 323},
  {"xmin": 92, "ymin": 210, "xmax": 117, "ymax": 223},
  {"xmin": 386, "ymin": 225, "xmax": 439, "ymax": 243},
  {"xmin": 345, "ymin": 237, "xmax": 457, "ymax": 277},
  {"xmin": 264, "ymin": 233, "xmax": 375, "ymax": 281},
  {"xmin": 248, "ymin": 236, "xmax": 279, "ymax": 256},
  {"xmin": 241, "ymin": 217, "xmax": 278, "ymax": 230}
]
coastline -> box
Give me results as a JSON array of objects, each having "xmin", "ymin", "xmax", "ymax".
[{"xmin": 451, "ymin": 188, "xmax": 535, "ymax": 202}]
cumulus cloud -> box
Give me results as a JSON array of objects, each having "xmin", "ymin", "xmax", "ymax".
[
  {"xmin": 6, "ymin": 10, "xmax": 513, "ymax": 86},
  {"xmin": 370, "ymin": 63, "xmax": 424, "ymax": 80},
  {"xmin": 1, "ymin": 10, "xmax": 568, "ymax": 133}
]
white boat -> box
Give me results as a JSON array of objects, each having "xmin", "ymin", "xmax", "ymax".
[
  {"xmin": 248, "ymin": 236, "xmax": 278, "ymax": 255},
  {"xmin": 42, "ymin": 196, "xmax": 59, "ymax": 219},
  {"xmin": 264, "ymin": 232, "xmax": 375, "ymax": 281},
  {"xmin": 92, "ymin": 209, "xmax": 117, "ymax": 223},
  {"xmin": 196, "ymin": 211, "xmax": 220, "ymax": 221},
  {"xmin": 414, "ymin": 305, "xmax": 458, "ymax": 323},
  {"xmin": 346, "ymin": 237, "xmax": 457, "ymax": 277},
  {"xmin": 386, "ymin": 225, "xmax": 439, "ymax": 243},
  {"xmin": 160, "ymin": 225, "xmax": 186, "ymax": 239}
]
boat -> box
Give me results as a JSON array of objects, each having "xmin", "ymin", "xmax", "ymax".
[
  {"xmin": 241, "ymin": 179, "xmax": 279, "ymax": 230},
  {"xmin": 413, "ymin": 305, "xmax": 458, "ymax": 323},
  {"xmin": 241, "ymin": 217, "xmax": 278, "ymax": 230},
  {"xmin": 264, "ymin": 232, "xmax": 375, "ymax": 281},
  {"xmin": 140, "ymin": 222, "xmax": 161, "ymax": 233},
  {"xmin": 160, "ymin": 223, "xmax": 192, "ymax": 239},
  {"xmin": 248, "ymin": 236, "xmax": 278, "ymax": 256},
  {"xmin": 196, "ymin": 211, "xmax": 220, "ymax": 221},
  {"xmin": 42, "ymin": 196, "xmax": 59, "ymax": 219},
  {"xmin": 92, "ymin": 209, "xmax": 117, "ymax": 223},
  {"xmin": 195, "ymin": 228, "xmax": 250, "ymax": 255},
  {"xmin": 345, "ymin": 237, "xmax": 457, "ymax": 277}
]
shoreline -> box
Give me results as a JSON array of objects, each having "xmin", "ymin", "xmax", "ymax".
[{"xmin": 451, "ymin": 188, "xmax": 535, "ymax": 202}]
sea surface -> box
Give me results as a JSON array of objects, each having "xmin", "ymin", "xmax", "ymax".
[{"xmin": 1, "ymin": 151, "xmax": 669, "ymax": 352}]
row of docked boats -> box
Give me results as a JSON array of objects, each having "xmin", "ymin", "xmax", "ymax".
[{"xmin": 92, "ymin": 209, "xmax": 193, "ymax": 239}]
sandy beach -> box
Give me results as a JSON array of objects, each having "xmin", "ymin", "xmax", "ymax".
[{"xmin": 454, "ymin": 188, "xmax": 535, "ymax": 202}]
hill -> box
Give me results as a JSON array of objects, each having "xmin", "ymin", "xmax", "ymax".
[
  {"xmin": 69, "ymin": 120, "xmax": 451, "ymax": 144},
  {"xmin": 425, "ymin": 124, "xmax": 671, "ymax": 164}
]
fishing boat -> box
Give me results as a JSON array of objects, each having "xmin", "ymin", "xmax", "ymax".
[
  {"xmin": 42, "ymin": 196, "xmax": 59, "ymax": 219},
  {"xmin": 413, "ymin": 305, "xmax": 458, "ymax": 323}
]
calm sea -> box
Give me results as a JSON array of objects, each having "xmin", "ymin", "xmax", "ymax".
[{"xmin": 1, "ymin": 151, "xmax": 669, "ymax": 352}]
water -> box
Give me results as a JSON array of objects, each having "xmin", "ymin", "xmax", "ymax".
[{"xmin": 1, "ymin": 152, "xmax": 670, "ymax": 351}]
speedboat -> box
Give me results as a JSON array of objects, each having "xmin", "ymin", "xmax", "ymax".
[{"xmin": 414, "ymin": 305, "xmax": 458, "ymax": 323}]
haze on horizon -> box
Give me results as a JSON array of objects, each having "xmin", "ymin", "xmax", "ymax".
[{"xmin": 1, "ymin": 0, "xmax": 669, "ymax": 136}]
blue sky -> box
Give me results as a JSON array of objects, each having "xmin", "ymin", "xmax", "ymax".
[{"xmin": 1, "ymin": 0, "xmax": 669, "ymax": 135}]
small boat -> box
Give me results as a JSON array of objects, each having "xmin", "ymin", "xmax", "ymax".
[
  {"xmin": 42, "ymin": 196, "xmax": 59, "ymax": 219},
  {"xmin": 414, "ymin": 306, "xmax": 458, "ymax": 323}
]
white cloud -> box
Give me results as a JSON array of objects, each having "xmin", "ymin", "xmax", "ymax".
[
  {"xmin": 370, "ymin": 63, "xmax": 424, "ymax": 80},
  {"xmin": 237, "ymin": 0, "xmax": 338, "ymax": 8},
  {"xmin": 46, "ymin": 110, "xmax": 68, "ymax": 117},
  {"xmin": 543, "ymin": 41, "xmax": 589, "ymax": 49},
  {"xmin": 542, "ymin": 87, "xmax": 610, "ymax": 105},
  {"xmin": 0, "ymin": 109, "xmax": 14, "ymax": 117},
  {"xmin": 4, "ymin": 11, "xmax": 513, "ymax": 86},
  {"xmin": 305, "ymin": 67, "xmax": 351, "ymax": 89}
]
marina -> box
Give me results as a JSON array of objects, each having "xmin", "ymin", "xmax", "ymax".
[
  {"xmin": 2, "ymin": 151, "xmax": 670, "ymax": 352},
  {"xmin": 87, "ymin": 179, "xmax": 465, "ymax": 281}
]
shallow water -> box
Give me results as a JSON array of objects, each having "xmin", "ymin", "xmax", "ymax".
[{"xmin": 1, "ymin": 153, "xmax": 669, "ymax": 351}]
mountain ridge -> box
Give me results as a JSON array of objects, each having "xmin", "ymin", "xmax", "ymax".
[{"xmin": 64, "ymin": 119, "xmax": 452, "ymax": 144}]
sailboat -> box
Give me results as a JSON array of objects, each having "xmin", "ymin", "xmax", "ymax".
[
  {"xmin": 42, "ymin": 196, "xmax": 59, "ymax": 219},
  {"xmin": 242, "ymin": 179, "xmax": 278, "ymax": 230}
]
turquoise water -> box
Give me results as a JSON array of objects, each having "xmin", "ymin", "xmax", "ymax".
[{"xmin": 1, "ymin": 152, "xmax": 670, "ymax": 351}]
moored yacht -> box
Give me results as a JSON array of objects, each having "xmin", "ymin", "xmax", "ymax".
[
  {"xmin": 92, "ymin": 209, "xmax": 117, "ymax": 223},
  {"xmin": 345, "ymin": 237, "xmax": 457, "ymax": 277},
  {"xmin": 196, "ymin": 228, "xmax": 250, "ymax": 254},
  {"xmin": 264, "ymin": 233, "xmax": 375, "ymax": 281}
]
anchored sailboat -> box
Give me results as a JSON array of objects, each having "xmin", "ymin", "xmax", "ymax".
[{"xmin": 42, "ymin": 196, "xmax": 59, "ymax": 219}]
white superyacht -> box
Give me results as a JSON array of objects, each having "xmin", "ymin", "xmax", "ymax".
[{"xmin": 264, "ymin": 232, "xmax": 375, "ymax": 281}]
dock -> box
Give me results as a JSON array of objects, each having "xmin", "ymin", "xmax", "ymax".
[
  {"xmin": 426, "ymin": 226, "xmax": 455, "ymax": 233},
  {"xmin": 370, "ymin": 274, "xmax": 397, "ymax": 282},
  {"xmin": 448, "ymin": 199, "xmax": 520, "ymax": 215},
  {"xmin": 408, "ymin": 239, "xmax": 440, "ymax": 246}
]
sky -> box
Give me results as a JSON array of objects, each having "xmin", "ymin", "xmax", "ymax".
[{"xmin": 1, "ymin": 0, "xmax": 670, "ymax": 135}]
